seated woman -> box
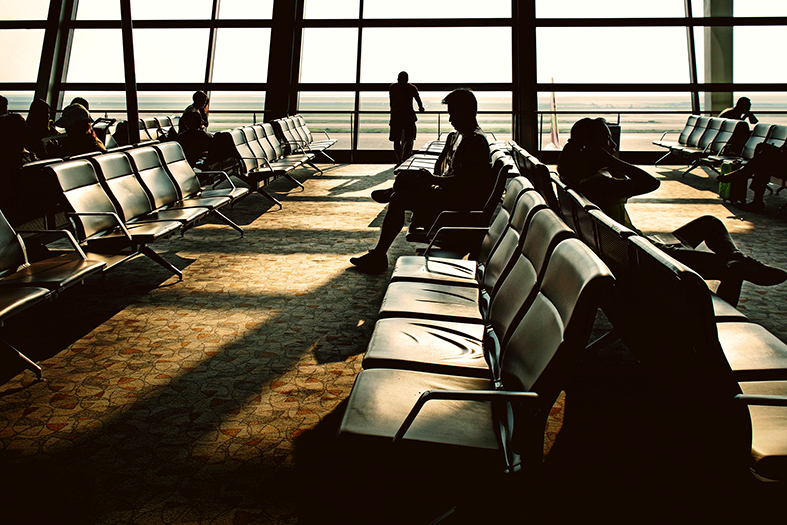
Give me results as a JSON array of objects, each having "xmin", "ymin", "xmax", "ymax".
[{"xmin": 557, "ymin": 117, "xmax": 786, "ymax": 306}]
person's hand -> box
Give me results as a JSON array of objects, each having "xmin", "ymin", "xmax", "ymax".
[{"xmin": 418, "ymin": 106, "xmax": 425, "ymax": 113}]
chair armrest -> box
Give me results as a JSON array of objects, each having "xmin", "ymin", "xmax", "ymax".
[
  {"xmin": 66, "ymin": 211, "xmax": 132, "ymax": 241},
  {"xmin": 425, "ymin": 211, "xmax": 485, "ymax": 237},
  {"xmin": 735, "ymin": 394, "xmax": 787, "ymax": 407},
  {"xmin": 393, "ymin": 389, "xmax": 540, "ymax": 443},
  {"xmin": 658, "ymin": 131, "xmax": 668, "ymax": 141},
  {"xmin": 197, "ymin": 170, "xmax": 238, "ymax": 190},
  {"xmin": 16, "ymin": 229, "xmax": 88, "ymax": 259},
  {"xmin": 319, "ymin": 131, "xmax": 331, "ymax": 140},
  {"xmin": 423, "ymin": 226, "xmax": 489, "ymax": 256}
]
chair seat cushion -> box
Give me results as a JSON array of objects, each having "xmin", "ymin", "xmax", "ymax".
[
  {"xmin": 378, "ymin": 281, "xmax": 482, "ymax": 323},
  {"xmin": 712, "ymin": 294, "xmax": 748, "ymax": 321},
  {"xmin": 0, "ymin": 254, "xmax": 105, "ymax": 290},
  {"xmin": 0, "ymin": 286, "xmax": 50, "ymax": 321},
  {"xmin": 363, "ymin": 318, "xmax": 489, "ymax": 378},
  {"xmin": 718, "ymin": 322, "xmax": 787, "ymax": 380},
  {"xmin": 390, "ymin": 255, "xmax": 478, "ymax": 286},
  {"xmin": 739, "ymin": 380, "xmax": 787, "ymax": 481},
  {"xmin": 338, "ymin": 368, "xmax": 499, "ymax": 452},
  {"xmin": 88, "ymin": 220, "xmax": 182, "ymax": 245}
]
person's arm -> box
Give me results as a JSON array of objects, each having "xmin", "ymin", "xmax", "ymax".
[
  {"xmin": 576, "ymin": 144, "xmax": 659, "ymax": 198},
  {"xmin": 414, "ymin": 89, "xmax": 424, "ymax": 113},
  {"xmin": 433, "ymin": 132, "xmax": 490, "ymax": 192},
  {"xmin": 603, "ymin": 153, "xmax": 660, "ymax": 197},
  {"xmin": 748, "ymin": 112, "xmax": 759, "ymax": 124}
]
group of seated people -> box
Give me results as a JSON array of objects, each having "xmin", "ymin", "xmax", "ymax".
[{"xmin": 351, "ymin": 91, "xmax": 786, "ymax": 309}]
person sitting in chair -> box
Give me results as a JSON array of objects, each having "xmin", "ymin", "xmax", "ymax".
[
  {"xmin": 350, "ymin": 88, "xmax": 493, "ymax": 274},
  {"xmin": 558, "ymin": 117, "xmax": 785, "ymax": 306}
]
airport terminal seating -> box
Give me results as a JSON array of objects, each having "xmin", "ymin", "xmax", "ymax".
[
  {"xmin": 271, "ymin": 115, "xmax": 337, "ymax": 163},
  {"xmin": 0, "ymin": 208, "xmax": 106, "ymax": 379},
  {"xmin": 510, "ymin": 142, "xmax": 787, "ymax": 482},
  {"xmin": 213, "ymin": 123, "xmax": 321, "ymax": 208}
]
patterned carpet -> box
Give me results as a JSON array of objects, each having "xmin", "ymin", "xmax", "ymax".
[{"xmin": 0, "ymin": 162, "xmax": 785, "ymax": 524}]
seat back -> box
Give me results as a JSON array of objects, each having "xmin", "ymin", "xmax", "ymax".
[
  {"xmin": 477, "ymin": 177, "xmax": 538, "ymax": 267},
  {"xmin": 0, "ymin": 210, "xmax": 29, "ymax": 278},
  {"xmin": 125, "ymin": 146, "xmax": 182, "ymax": 209},
  {"xmin": 47, "ymin": 159, "xmax": 122, "ymax": 240},
  {"xmin": 294, "ymin": 115, "xmax": 314, "ymax": 143},
  {"xmin": 552, "ymin": 175, "xmax": 574, "ymax": 226},
  {"xmin": 765, "ymin": 124, "xmax": 787, "ymax": 149},
  {"xmin": 678, "ymin": 115, "xmax": 700, "ymax": 145},
  {"xmin": 566, "ymin": 188, "xmax": 599, "ymax": 247},
  {"xmin": 500, "ymin": 238, "xmax": 613, "ymax": 456},
  {"xmin": 685, "ymin": 116, "xmax": 710, "ymax": 148},
  {"xmin": 91, "ymin": 151, "xmax": 155, "ymax": 222},
  {"xmin": 241, "ymin": 126, "xmax": 270, "ymax": 164},
  {"xmin": 586, "ymin": 208, "xmax": 635, "ymax": 276},
  {"xmin": 487, "ymin": 208, "xmax": 574, "ymax": 347},
  {"xmin": 155, "ymin": 141, "xmax": 202, "ymax": 199},
  {"xmin": 510, "ymin": 143, "xmax": 559, "ymax": 210},
  {"xmin": 225, "ymin": 128, "xmax": 258, "ymax": 175},
  {"xmin": 740, "ymin": 123, "xmax": 773, "ymax": 160},
  {"xmin": 261, "ymin": 123, "xmax": 286, "ymax": 159},
  {"xmin": 696, "ymin": 118, "xmax": 722, "ymax": 151},
  {"xmin": 251, "ymin": 124, "xmax": 279, "ymax": 161},
  {"xmin": 712, "ymin": 119, "xmax": 750, "ymax": 156}
]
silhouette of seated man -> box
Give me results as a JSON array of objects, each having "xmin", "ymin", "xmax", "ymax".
[
  {"xmin": 389, "ymin": 71, "xmax": 424, "ymax": 164},
  {"xmin": 176, "ymin": 110, "xmax": 214, "ymax": 167},
  {"xmin": 181, "ymin": 91, "xmax": 210, "ymax": 132},
  {"xmin": 0, "ymin": 95, "xmax": 8, "ymax": 117},
  {"xmin": 350, "ymin": 88, "xmax": 493, "ymax": 274},
  {"xmin": 719, "ymin": 96, "xmax": 759, "ymax": 124},
  {"xmin": 558, "ymin": 117, "xmax": 785, "ymax": 306}
]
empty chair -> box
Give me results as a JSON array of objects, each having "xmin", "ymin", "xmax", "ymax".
[
  {"xmin": 338, "ymin": 238, "xmax": 614, "ymax": 501},
  {"xmin": 378, "ymin": 207, "xmax": 574, "ymax": 324},
  {"xmin": 510, "ymin": 142, "xmax": 559, "ymax": 211},
  {"xmin": 390, "ymin": 176, "xmax": 540, "ymax": 287}
]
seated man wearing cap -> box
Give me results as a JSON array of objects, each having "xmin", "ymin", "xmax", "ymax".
[{"xmin": 55, "ymin": 103, "xmax": 105, "ymax": 157}]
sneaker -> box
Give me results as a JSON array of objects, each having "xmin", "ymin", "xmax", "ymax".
[
  {"xmin": 371, "ymin": 188, "xmax": 395, "ymax": 204},
  {"xmin": 728, "ymin": 254, "xmax": 787, "ymax": 286},
  {"xmin": 350, "ymin": 250, "xmax": 388, "ymax": 274}
]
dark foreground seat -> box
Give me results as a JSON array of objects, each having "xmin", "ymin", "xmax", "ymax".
[
  {"xmin": 337, "ymin": 238, "xmax": 614, "ymax": 500},
  {"xmin": 0, "ymin": 209, "xmax": 105, "ymax": 378}
]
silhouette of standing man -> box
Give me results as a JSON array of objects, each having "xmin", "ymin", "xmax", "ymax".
[{"xmin": 389, "ymin": 71, "xmax": 424, "ymax": 164}]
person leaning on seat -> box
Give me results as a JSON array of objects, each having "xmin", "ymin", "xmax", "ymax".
[
  {"xmin": 557, "ymin": 117, "xmax": 786, "ymax": 306},
  {"xmin": 719, "ymin": 96, "xmax": 759, "ymax": 124},
  {"xmin": 181, "ymin": 91, "xmax": 210, "ymax": 133},
  {"xmin": 350, "ymin": 88, "xmax": 494, "ymax": 274},
  {"xmin": 54, "ymin": 102, "xmax": 106, "ymax": 158}
]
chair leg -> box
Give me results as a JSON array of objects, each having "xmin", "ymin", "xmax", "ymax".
[
  {"xmin": 306, "ymin": 160, "xmax": 324, "ymax": 175},
  {"xmin": 318, "ymin": 151, "xmax": 336, "ymax": 164},
  {"xmin": 211, "ymin": 210, "xmax": 244, "ymax": 237},
  {"xmin": 655, "ymin": 151, "xmax": 672, "ymax": 166},
  {"xmin": 257, "ymin": 188, "xmax": 283, "ymax": 209},
  {"xmin": 140, "ymin": 245, "xmax": 183, "ymax": 280},
  {"xmin": 284, "ymin": 172, "xmax": 306, "ymax": 189},
  {"xmin": 683, "ymin": 160, "xmax": 700, "ymax": 177},
  {"xmin": 0, "ymin": 338, "xmax": 42, "ymax": 380}
]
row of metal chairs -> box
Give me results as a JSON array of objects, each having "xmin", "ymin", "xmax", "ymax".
[
  {"xmin": 511, "ymin": 141, "xmax": 787, "ymax": 483},
  {"xmin": 336, "ymin": 177, "xmax": 615, "ymax": 520},
  {"xmin": 653, "ymin": 115, "xmax": 787, "ymax": 176}
]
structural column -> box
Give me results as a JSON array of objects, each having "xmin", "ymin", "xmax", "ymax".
[
  {"xmin": 704, "ymin": 0, "xmax": 734, "ymax": 113},
  {"xmin": 512, "ymin": 0, "xmax": 538, "ymax": 152},
  {"xmin": 264, "ymin": 0, "xmax": 304, "ymax": 121}
]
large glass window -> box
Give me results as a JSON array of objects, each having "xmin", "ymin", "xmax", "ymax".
[
  {"xmin": 208, "ymin": 91, "xmax": 267, "ymax": 132},
  {"xmin": 212, "ymin": 28, "xmax": 271, "ymax": 83},
  {"xmin": 536, "ymin": 27, "xmax": 690, "ymax": 84},
  {"xmin": 300, "ymin": 28, "xmax": 359, "ymax": 83},
  {"xmin": 536, "ymin": 1, "xmax": 684, "ymax": 18},
  {"xmin": 133, "ymin": 29, "xmax": 210, "ymax": 83},
  {"xmin": 218, "ymin": 0, "xmax": 274, "ymax": 19},
  {"xmin": 76, "ymin": 0, "xmax": 121, "ymax": 20},
  {"xmin": 0, "ymin": 1, "xmax": 50, "ymax": 20},
  {"xmin": 2, "ymin": 92, "xmax": 36, "ymax": 113},
  {"xmin": 364, "ymin": 0, "xmax": 510, "ymax": 19},
  {"xmin": 66, "ymin": 29, "xmax": 125, "ymax": 83},
  {"xmin": 361, "ymin": 28, "xmax": 511, "ymax": 83},
  {"xmin": 131, "ymin": 0, "xmax": 213, "ymax": 20},
  {"xmin": 304, "ymin": 0, "xmax": 360, "ymax": 19},
  {"xmin": 734, "ymin": 27, "xmax": 787, "ymax": 83},
  {"xmin": 0, "ymin": 30, "xmax": 45, "ymax": 82}
]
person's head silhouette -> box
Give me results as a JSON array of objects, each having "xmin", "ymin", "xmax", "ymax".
[
  {"xmin": 569, "ymin": 117, "xmax": 615, "ymax": 151},
  {"xmin": 192, "ymin": 91, "xmax": 209, "ymax": 109},
  {"xmin": 397, "ymin": 71, "xmax": 408, "ymax": 84},
  {"xmin": 442, "ymin": 88, "xmax": 478, "ymax": 132},
  {"xmin": 735, "ymin": 97, "xmax": 752, "ymax": 111}
]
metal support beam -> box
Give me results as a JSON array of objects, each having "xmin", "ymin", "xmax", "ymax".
[
  {"xmin": 512, "ymin": 0, "xmax": 538, "ymax": 152},
  {"xmin": 120, "ymin": 0, "xmax": 140, "ymax": 144},
  {"xmin": 35, "ymin": 0, "xmax": 77, "ymax": 111},
  {"xmin": 264, "ymin": 0, "xmax": 304, "ymax": 122}
]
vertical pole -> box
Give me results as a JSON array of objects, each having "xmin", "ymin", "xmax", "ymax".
[
  {"xmin": 36, "ymin": 0, "xmax": 77, "ymax": 111},
  {"xmin": 351, "ymin": 0, "xmax": 365, "ymax": 163},
  {"xmin": 704, "ymin": 0, "xmax": 734, "ymax": 114},
  {"xmin": 120, "ymin": 0, "xmax": 140, "ymax": 144},
  {"xmin": 264, "ymin": 0, "xmax": 302, "ymax": 121},
  {"xmin": 512, "ymin": 0, "xmax": 538, "ymax": 152},
  {"xmin": 685, "ymin": 0, "xmax": 701, "ymax": 114}
]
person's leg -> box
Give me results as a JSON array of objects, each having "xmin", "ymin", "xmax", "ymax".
[
  {"xmin": 350, "ymin": 190, "xmax": 417, "ymax": 273},
  {"xmin": 672, "ymin": 216, "xmax": 738, "ymax": 259}
]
